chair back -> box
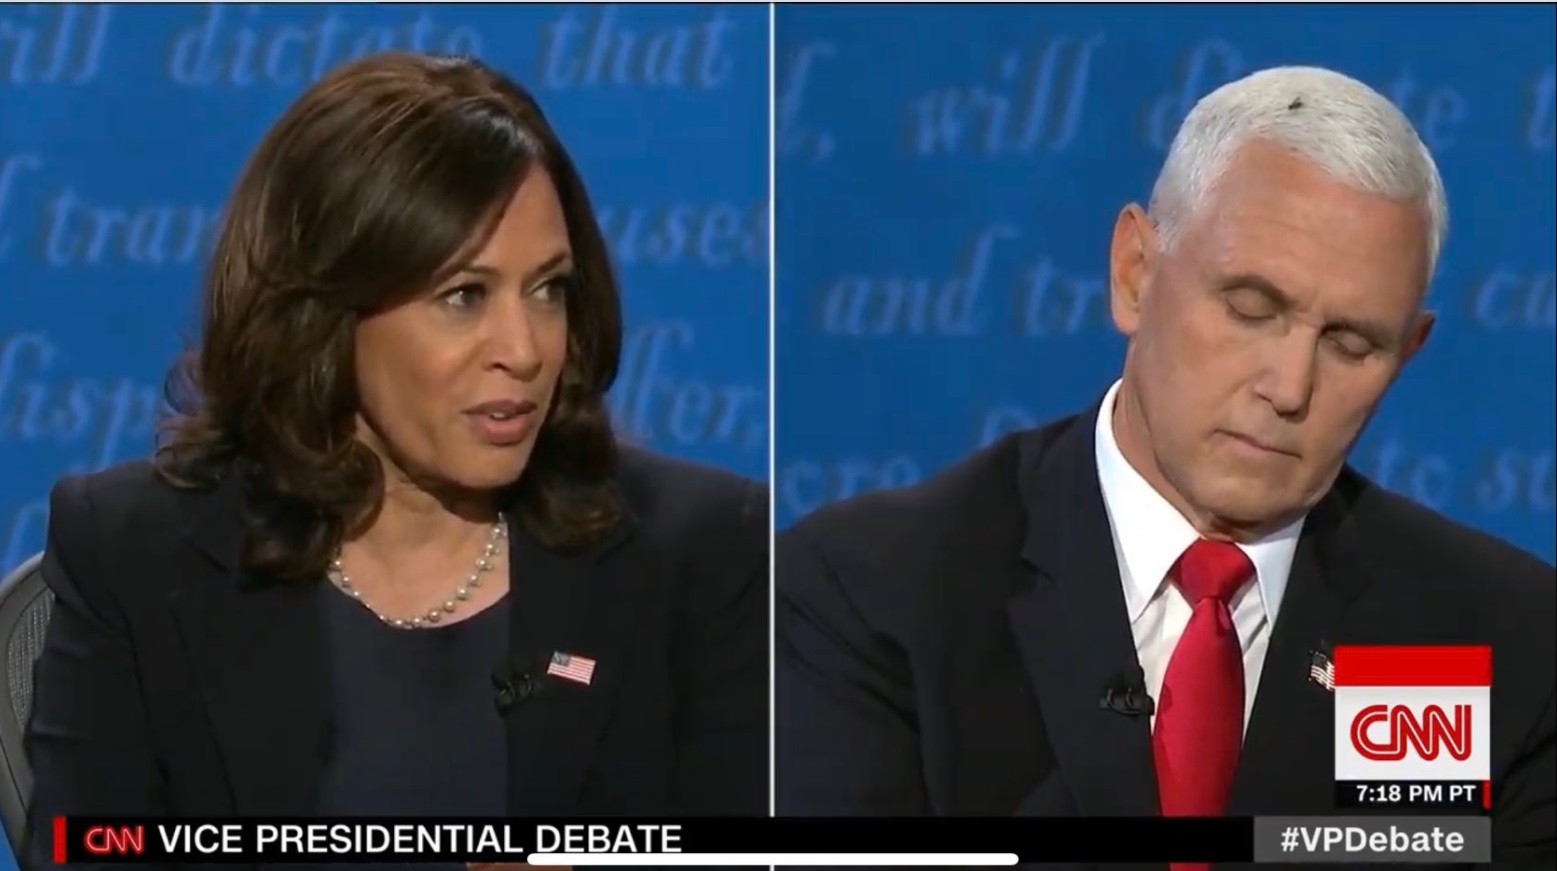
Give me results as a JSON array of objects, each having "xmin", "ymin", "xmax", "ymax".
[{"xmin": 0, "ymin": 553, "xmax": 52, "ymax": 855}]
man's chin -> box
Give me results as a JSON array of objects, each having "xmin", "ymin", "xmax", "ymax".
[{"xmin": 1192, "ymin": 478, "xmax": 1306, "ymax": 532}]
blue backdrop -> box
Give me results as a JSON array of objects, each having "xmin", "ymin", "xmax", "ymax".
[
  {"xmin": 0, "ymin": 4, "xmax": 766, "ymax": 860},
  {"xmin": 774, "ymin": 4, "xmax": 1556, "ymax": 567},
  {"xmin": 0, "ymin": 1, "xmax": 770, "ymax": 579}
]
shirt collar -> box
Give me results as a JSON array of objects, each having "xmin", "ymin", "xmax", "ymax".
[{"xmin": 1093, "ymin": 379, "xmax": 1303, "ymax": 623}]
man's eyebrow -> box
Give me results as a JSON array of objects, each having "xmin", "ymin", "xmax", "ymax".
[
  {"xmin": 1326, "ymin": 314, "xmax": 1395, "ymax": 348},
  {"xmin": 1219, "ymin": 273, "xmax": 1296, "ymax": 307},
  {"xmin": 1219, "ymin": 273, "xmax": 1394, "ymax": 346}
]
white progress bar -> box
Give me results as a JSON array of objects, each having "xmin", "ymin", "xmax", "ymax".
[{"xmin": 527, "ymin": 853, "xmax": 1020, "ymax": 866}]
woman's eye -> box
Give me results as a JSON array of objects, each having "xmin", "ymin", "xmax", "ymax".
[
  {"xmin": 441, "ymin": 283, "xmax": 486, "ymax": 310},
  {"xmin": 531, "ymin": 275, "xmax": 575, "ymax": 303}
]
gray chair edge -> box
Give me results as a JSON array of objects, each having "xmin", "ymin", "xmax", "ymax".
[{"xmin": 0, "ymin": 552, "xmax": 47, "ymax": 860}]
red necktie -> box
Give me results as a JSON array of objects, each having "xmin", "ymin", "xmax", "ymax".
[{"xmin": 1153, "ymin": 539, "xmax": 1253, "ymax": 871}]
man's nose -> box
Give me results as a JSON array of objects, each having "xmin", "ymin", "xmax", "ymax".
[{"xmin": 1257, "ymin": 332, "xmax": 1318, "ymax": 418}]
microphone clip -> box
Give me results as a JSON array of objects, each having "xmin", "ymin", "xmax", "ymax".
[
  {"xmin": 492, "ymin": 665, "xmax": 541, "ymax": 715},
  {"xmin": 1098, "ymin": 670, "xmax": 1156, "ymax": 717}
]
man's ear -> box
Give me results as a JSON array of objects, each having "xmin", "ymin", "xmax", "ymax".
[
  {"xmin": 1110, "ymin": 204, "xmax": 1157, "ymax": 337},
  {"xmin": 1400, "ymin": 309, "xmax": 1435, "ymax": 365}
]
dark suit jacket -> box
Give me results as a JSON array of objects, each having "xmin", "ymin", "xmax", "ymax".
[
  {"xmin": 23, "ymin": 445, "xmax": 769, "ymax": 868},
  {"xmin": 776, "ymin": 403, "xmax": 1555, "ymax": 871}
]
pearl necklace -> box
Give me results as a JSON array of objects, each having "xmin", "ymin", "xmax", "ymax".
[{"xmin": 327, "ymin": 515, "xmax": 507, "ymax": 630}]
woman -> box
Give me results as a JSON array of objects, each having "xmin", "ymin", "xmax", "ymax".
[{"xmin": 22, "ymin": 51, "xmax": 768, "ymax": 863}]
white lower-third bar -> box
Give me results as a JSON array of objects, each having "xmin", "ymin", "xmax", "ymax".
[{"xmin": 527, "ymin": 854, "xmax": 1020, "ymax": 866}]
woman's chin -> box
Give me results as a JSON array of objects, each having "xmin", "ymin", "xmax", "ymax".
[{"xmin": 441, "ymin": 455, "xmax": 534, "ymax": 494}]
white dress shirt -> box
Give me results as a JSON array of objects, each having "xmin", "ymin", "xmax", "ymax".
[{"xmin": 1093, "ymin": 380, "xmax": 1305, "ymax": 732}]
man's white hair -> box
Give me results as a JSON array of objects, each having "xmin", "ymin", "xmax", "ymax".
[{"xmin": 1148, "ymin": 66, "xmax": 1448, "ymax": 277}]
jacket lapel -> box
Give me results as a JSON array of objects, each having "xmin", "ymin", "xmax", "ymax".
[
  {"xmin": 165, "ymin": 472, "xmax": 330, "ymax": 816},
  {"xmin": 503, "ymin": 487, "xmax": 648, "ymax": 816},
  {"xmin": 1229, "ymin": 475, "xmax": 1373, "ymax": 818},
  {"xmin": 1006, "ymin": 408, "xmax": 1161, "ymax": 822},
  {"xmin": 160, "ymin": 468, "xmax": 650, "ymax": 817}
]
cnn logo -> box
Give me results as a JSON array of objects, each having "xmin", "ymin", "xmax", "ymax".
[
  {"xmin": 1350, "ymin": 703, "xmax": 1472, "ymax": 762},
  {"xmin": 84, "ymin": 824, "xmax": 146, "ymax": 856},
  {"xmin": 1332, "ymin": 646, "xmax": 1491, "ymax": 783}
]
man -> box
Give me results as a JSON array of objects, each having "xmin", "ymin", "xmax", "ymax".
[{"xmin": 775, "ymin": 66, "xmax": 1554, "ymax": 869}]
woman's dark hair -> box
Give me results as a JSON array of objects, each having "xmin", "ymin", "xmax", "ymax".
[{"xmin": 156, "ymin": 52, "xmax": 622, "ymax": 581}]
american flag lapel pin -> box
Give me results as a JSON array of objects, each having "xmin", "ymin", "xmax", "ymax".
[
  {"xmin": 1308, "ymin": 649, "xmax": 1335, "ymax": 692},
  {"xmin": 546, "ymin": 651, "xmax": 597, "ymax": 686}
]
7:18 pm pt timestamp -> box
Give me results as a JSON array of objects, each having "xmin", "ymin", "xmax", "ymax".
[{"xmin": 1336, "ymin": 780, "xmax": 1487, "ymax": 811}]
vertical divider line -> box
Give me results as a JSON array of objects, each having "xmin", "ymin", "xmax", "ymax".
[{"xmin": 765, "ymin": 0, "xmax": 779, "ymax": 840}]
